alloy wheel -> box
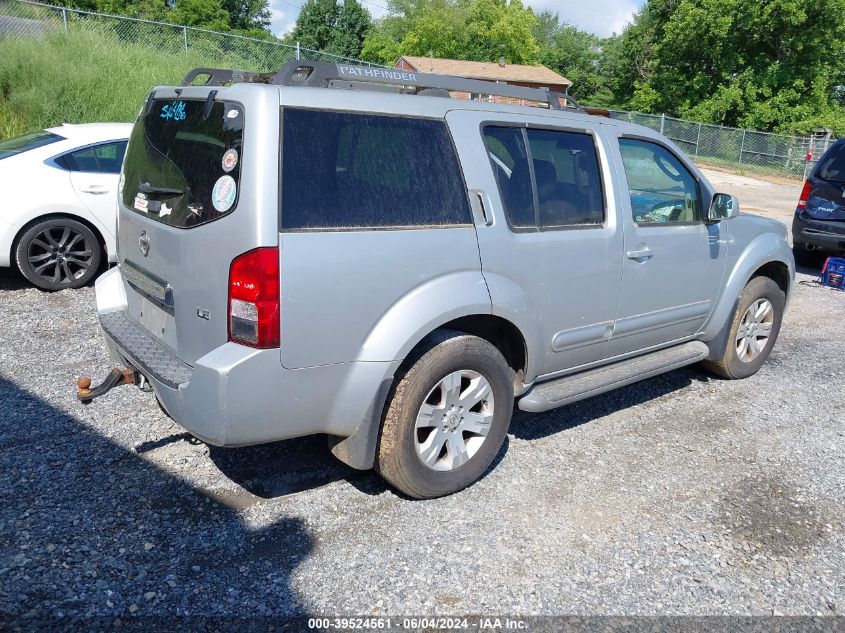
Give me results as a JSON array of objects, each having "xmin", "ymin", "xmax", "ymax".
[
  {"xmin": 735, "ymin": 298, "xmax": 774, "ymax": 363},
  {"xmin": 414, "ymin": 369, "xmax": 495, "ymax": 471},
  {"xmin": 27, "ymin": 226, "xmax": 94, "ymax": 286}
]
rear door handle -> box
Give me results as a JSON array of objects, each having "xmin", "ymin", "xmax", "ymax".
[
  {"xmin": 81, "ymin": 185, "xmax": 109, "ymax": 195},
  {"xmin": 469, "ymin": 189, "xmax": 493, "ymax": 226},
  {"xmin": 626, "ymin": 248, "xmax": 653, "ymax": 261}
]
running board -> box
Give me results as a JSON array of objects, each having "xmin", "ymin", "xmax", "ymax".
[{"xmin": 518, "ymin": 341, "xmax": 709, "ymax": 413}]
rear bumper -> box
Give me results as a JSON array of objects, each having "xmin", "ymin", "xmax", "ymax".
[
  {"xmin": 792, "ymin": 213, "xmax": 845, "ymax": 252},
  {"xmin": 93, "ymin": 267, "xmax": 393, "ymax": 449}
]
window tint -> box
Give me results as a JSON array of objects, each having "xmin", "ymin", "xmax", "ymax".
[
  {"xmin": 483, "ymin": 126, "xmax": 604, "ymax": 230},
  {"xmin": 483, "ymin": 126, "xmax": 534, "ymax": 229},
  {"xmin": 619, "ymin": 138, "xmax": 700, "ymax": 224},
  {"xmin": 122, "ymin": 99, "xmax": 244, "ymax": 228},
  {"xmin": 816, "ymin": 142, "xmax": 845, "ymax": 183},
  {"xmin": 0, "ymin": 131, "xmax": 64, "ymax": 160},
  {"xmin": 59, "ymin": 141, "xmax": 128, "ymax": 174},
  {"xmin": 94, "ymin": 141, "xmax": 127, "ymax": 174},
  {"xmin": 281, "ymin": 109, "xmax": 471, "ymax": 230},
  {"xmin": 526, "ymin": 128, "xmax": 604, "ymax": 227},
  {"xmin": 67, "ymin": 147, "xmax": 99, "ymax": 172}
]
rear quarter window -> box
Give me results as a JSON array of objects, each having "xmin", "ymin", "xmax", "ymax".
[
  {"xmin": 281, "ymin": 109, "xmax": 472, "ymax": 230},
  {"xmin": 817, "ymin": 143, "xmax": 845, "ymax": 183}
]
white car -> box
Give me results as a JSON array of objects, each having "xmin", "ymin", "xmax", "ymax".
[{"xmin": 0, "ymin": 123, "xmax": 131, "ymax": 290}]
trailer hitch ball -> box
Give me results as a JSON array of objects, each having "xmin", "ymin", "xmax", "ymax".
[
  {"xmin": 76, "ymin": 368, "xmax": 136, "ymax": 403},
  {"xmin": 77, "ymin": 376, "xmax": 93, "ymax": 398}
]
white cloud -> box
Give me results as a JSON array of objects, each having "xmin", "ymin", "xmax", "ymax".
[
  {"xmin": 270, "ymin": 0, "xmax": 641, "ymax": 42},
  {"xmin": 534, "ymin": 0, "xmax": 641, "ymax": 37},
  {"xmin": 268, "ymin": 0, "xmax": 298, "ymax": 38}
]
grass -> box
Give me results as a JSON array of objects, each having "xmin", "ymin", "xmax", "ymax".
[
  {"xmin": 694, "ymin": 155, "xmax": 806, "ymax": 182},
  {"xmin": 0, "ymin": 29, "xmax": 239, "ymax": 140}
]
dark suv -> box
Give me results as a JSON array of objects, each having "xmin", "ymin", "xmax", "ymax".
[{"xmin": 793, "ymin": 139, "xmax": 845, "ymax": 264}]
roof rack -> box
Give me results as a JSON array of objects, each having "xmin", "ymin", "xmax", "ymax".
[{"xmin": 181, "ymin": 61, "xmax": 582, "ymax": 112}]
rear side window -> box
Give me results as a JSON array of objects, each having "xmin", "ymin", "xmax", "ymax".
[
  {"xmin": 56, "ymin": 141, "xmax": 127, "ymax": 174},
  {"xmin": 483, "ymin": 126, "xmax": 534, "ymax": 229},
  {"xmin": 817, "ymin": 143, "xmax": 845, "ymax": 183},
  {"xmin": 281, "ymin": 109, "xmax": 471, "ymax": 230},
  {"xmin": 122, "ymin": 98, "xmax": 244, "ymax": 228},
  {"xmin": 482, "ymin": 125, "xmax": 605, "ymax": 230},
  {"xmin": 526, "ymin": 128, "xmax": 604, "ymax": 227}
]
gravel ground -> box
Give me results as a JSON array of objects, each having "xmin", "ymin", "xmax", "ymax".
[
  {"xmin": 700, "ymin": 168, "xmax": 800, "ymax": 224},
  {"xmin": 0, "ymin": 261, "xmax": 843, "ymax": 624}
]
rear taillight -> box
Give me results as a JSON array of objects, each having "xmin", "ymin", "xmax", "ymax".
[
  {"xmin": 228, "ymin": 247, "xmax": 280, "ymax": 349},
  {"xmin": 797, "ymin": 180, "xmax": 813, "ymax": 210}
]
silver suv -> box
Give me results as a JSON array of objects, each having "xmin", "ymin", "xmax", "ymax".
[{"xmin": 82, "ymin": 62, "xmax": 795, "ymax": 498}]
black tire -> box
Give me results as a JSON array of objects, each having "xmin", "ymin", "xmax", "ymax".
[
  {"xmin": 15, "ymin": 217, "xmax": 102, "ymax": 291},
  {"xmin": 376, "ymin": 330, "xmax": 514, "ymax": 499},
  {"xmin": 702, "ymin": 276, "xmax": 785, "ymax": 380}
]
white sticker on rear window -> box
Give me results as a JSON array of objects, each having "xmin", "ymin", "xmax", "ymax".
[
  {"xmin": 222, "ymin": 148, "xmax": 238, "ymax": 173},
  {"xmin": 133, "ymin": 193, "xmax": 149, "ymax": 213},
  {"xmin": 212, "ymin": 175, "xmax": 236, "ymax": 213}
]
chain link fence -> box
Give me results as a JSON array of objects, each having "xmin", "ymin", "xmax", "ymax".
[
  {"xmin": 605, "ymin": 109, "xmax": 834, "ymax": 181},
  {"xmin": 0, "ymin": 0, "xmax": 835, "ymax": 181},
  {"xmin": 0, "ymin": 0, "xmax": 383, "ymax": 72}
]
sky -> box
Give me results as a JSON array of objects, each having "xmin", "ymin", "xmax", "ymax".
[{"xmin": 269, "ymin": 0, "xmax": 641, "ymax": 41}]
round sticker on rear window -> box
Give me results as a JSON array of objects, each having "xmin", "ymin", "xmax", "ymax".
[
  {"xmin": 212, "ymin": 175, "xmax": 237, "ymax": 213},
  {"xmin": 221, "ymin": 148, "xmax": 238, "ymax": 173}
]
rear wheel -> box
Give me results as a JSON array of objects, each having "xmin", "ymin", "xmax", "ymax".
[
  {"xmin": 703, "ymin": 276, "xmax": 785, "ymax": 379},
  {"xmin": 376, "ymin": 330, "xmax": 514, "ymax": 499},
  {"xmin": 15, "ymin": 218, "xmax": 101, "ymax": 291}
]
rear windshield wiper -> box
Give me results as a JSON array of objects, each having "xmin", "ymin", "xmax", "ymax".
[{"xmin": 138, "ymin": 182, "xmax": 185, "ymax": 196}]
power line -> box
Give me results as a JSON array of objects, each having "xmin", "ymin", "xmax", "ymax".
[{"xmin": 358, "ymin": 0, "xmax": 390, "ymax": 11}]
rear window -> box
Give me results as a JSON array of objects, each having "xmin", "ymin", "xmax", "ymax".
[
  {"xmin": 817, "ymin": 143, "xmax": 845, "ymax": 183},
  {"xmin": 122, "ymin": 98, "xmax": 244, "ymax": 228},
  {"xmin": 0, "ymin": 131, "xmax": 63, "ymax": 160},
  {"xmin": 281, "ymin": 109, "xmax": 471, "ymax": 230}
]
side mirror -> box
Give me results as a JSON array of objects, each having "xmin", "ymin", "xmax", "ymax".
[{"xmin": 707, "ymin": 193, "xmax": 739, "ymax": 223}]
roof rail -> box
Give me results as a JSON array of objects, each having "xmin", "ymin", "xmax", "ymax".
[
  {"xmin": 181, "ymin": 61, "xmax": 582, "ymax": 112},
  {"xmin": 182, "ymin": 67, "xmax": 273, "ymax": 86}
]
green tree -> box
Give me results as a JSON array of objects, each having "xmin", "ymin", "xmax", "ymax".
[
  {"xmin": 608, "ymin": 0, "xmax": 845, "ymax": 133},
  {"xmin": 291, "ymin": 0, "xmax": 372, "ymax": 57},
  {"xmin": 331, "ymin": 0, "xmax": 373, "ymax": 57},
  {"xmin": 532, "ymin": 10, "xmax": 612, "ymax": 103},
  {"xmin": 221, "ymin": 0, "xmax": 272, "ymax": 32},
  {"xmin": 361, "ymin": 0, "xmax": 540, "ymax": 66},
  {"xmin": 57, "ymin": 0, "xmax": 272, "ymax": 33},
  {"xmin": 172, "ymin": 0, "xmax": 230, "ymax": 30}
]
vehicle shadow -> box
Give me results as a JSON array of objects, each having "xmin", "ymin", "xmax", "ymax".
[
  {"xmin": 207, "ymin": 435, "xmax": 386, "ymax": 499},
  {"xmin": 509, "ymin": 366, "xmax": 703, "ymax": 441},
  {"xmin": 0, "ymin": 265, "xmax": 109, "ymax": 292},
  {"xmin": 0, "ymin": 267, "xmax": 29, "ymax": 291},
  {"xmin": 795, "ymin": 261, "xmax": 825, "ymax": 275},
  {"xmin": 0, "ymin": 375, "xmax": 315, "ymax": 624},
  {"xmin": 210, "ymin": 368, "xmax": 703, "ymax": 499}
]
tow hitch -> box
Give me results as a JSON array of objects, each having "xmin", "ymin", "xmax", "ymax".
[{"xmin": 76, "ymin": 368, "xmax": 137, "ymax": 403}]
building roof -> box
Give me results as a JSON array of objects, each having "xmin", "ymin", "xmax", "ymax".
[{"xmin": 396, "ymin": 56, "xmax": 572, "ymax": 89}]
